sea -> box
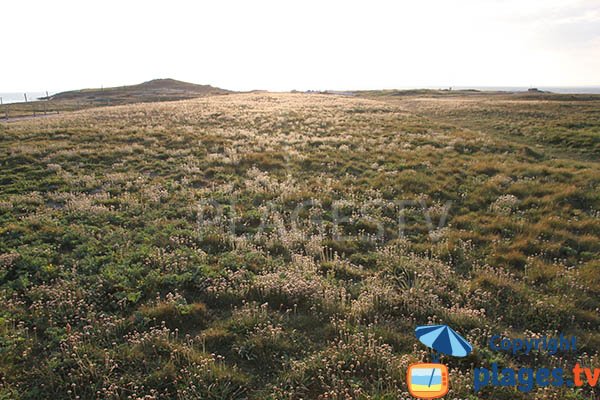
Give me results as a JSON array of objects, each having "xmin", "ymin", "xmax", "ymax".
[
  {"xmin": 455, "ymin": 86, "xmax": 600, "ymax": 94},
  {"xmin": 1, "ymin": 87, "xmax": 600, "ymax": 104},
  {"xmin": 0, "ymin": 92, "xmax": 51, "ymax": 104}
]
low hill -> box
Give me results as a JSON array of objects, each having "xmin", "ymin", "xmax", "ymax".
[{"xmin": 47, "ymin": 78, "xmax": 231, "ymax": 104}]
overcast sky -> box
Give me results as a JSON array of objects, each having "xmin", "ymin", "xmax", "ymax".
[{"xmin": 3, "ymin": 0, "xmax": 600, "ymax": 92}]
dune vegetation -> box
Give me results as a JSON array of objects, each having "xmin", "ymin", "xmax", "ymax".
[{"xmin": 0, "ymin": 92, "xmax": 598, "ymax": 399}]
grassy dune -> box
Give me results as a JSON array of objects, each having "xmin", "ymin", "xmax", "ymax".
[
  {"xmin": 0, "ymin": 79, "xmax": 231, "ymax": 120},
  {"xmin": 0, "ymin": 92, "xmax": 598, "ymax": 399}
]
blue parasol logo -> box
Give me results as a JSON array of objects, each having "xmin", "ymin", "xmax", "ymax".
[
  {"xmin": 407, "ymin": 325, "xmax": 473, "ymax": 399},
  {"xmin": 415, "ymin": 324, "xmax": 473, "ymax": 360}
]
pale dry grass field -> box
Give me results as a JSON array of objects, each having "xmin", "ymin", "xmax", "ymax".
[{"xmin": 0, "ymin": 92, "xmax": 598, "ymax": 399}]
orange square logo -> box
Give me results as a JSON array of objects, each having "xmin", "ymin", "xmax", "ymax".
[{"xmin": 407, "ymin": 363, "xmax": 449, "ymax": 399}]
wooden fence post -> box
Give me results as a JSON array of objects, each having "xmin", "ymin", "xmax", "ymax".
[{"xmin": 1, "ymin": 97, "xmax": 8, "ymax": 120}]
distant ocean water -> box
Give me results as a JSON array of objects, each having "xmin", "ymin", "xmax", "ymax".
[
  {"xmin": 1, "ymin": 87, "xmax": 599, "ymax": 105},
  {"xmin": 454, "ymin": 86, "xmax": 600, "ymax": 94},
  {"xmin": 0, "ymin": 92, "xmax": 51, "ymax": 104}
]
